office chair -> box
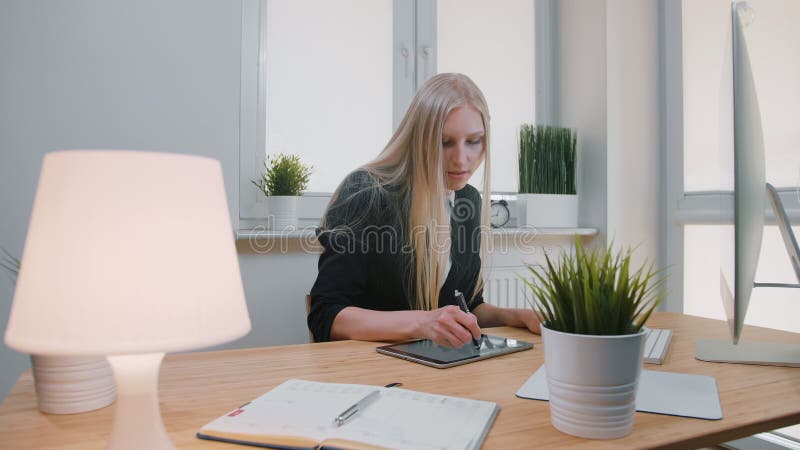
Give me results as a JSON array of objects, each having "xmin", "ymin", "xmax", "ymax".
[{"xmin": 305, "ymin": 294, "xmax": 315, "ymax": 343}]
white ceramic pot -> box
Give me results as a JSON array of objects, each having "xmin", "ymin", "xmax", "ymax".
[
  {"xmin": 30, "ymin": 355, "xmax": 116, "ymax": 414},
  {"xmin": 266, "ymin": 195, "xmax": 298, "ymax": 230},
  {"xmin": 518, "ymin": 193, "xmax": 578, "ymax": 228},
  {"xmin": 541, "ymin": 324, "xmax": 646, "ymax": 439}
]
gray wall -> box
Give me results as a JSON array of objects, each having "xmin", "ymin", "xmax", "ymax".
[{"xmin": 0, "ymin": 0, "xmax": 249, "ymax": 401}]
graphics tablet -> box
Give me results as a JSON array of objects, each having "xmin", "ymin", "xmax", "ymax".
[{"xmin": 376, "ymin": 334, "xmax": 533, "ymax": 368}]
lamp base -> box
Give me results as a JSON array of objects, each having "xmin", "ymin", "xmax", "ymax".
[
  {"xmin": 106, "ymin": 353, "xmax": 176, "ymax": 450},
  {"xmin": 31, "ymin": 354, "xmax": 116, "ymax": 414}
]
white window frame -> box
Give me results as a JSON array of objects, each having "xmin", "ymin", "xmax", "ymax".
[{"xmin": 239, "ymin": 0, "xmax": 266, "ymax": 233}]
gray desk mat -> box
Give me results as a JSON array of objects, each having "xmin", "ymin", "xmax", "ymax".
[{"xmin": 516, "ymin": 366, "xmax": 722, "ymax": 420}]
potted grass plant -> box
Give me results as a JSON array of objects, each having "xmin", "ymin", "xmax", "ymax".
[
  {"xmin": 252, "ymin": 153, "xmax": 312, "ymax": 230},
  {"xmin": 2, "ymin": 247, "xmax": 116, "ymax": 414},
  {"xmin": 522, "ymin": 240, "xmax": 666, "ymax": 439},
  {"xmin": 518, "ymin": 124, "xmax": 578, "ymax": 227}
]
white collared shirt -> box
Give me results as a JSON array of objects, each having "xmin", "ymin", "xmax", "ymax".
[{"xmin": 441, "ymin": 190, "xmax": 455, "ymax": 288}]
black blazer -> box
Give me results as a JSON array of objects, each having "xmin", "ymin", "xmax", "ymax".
[{"xmin": 308, "ymin": 171, "xmax": 485, "ymax": 342}]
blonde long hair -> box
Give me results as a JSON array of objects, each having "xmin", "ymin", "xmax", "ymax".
[{"xmin": 326, "ymin": 73, "xmax": 491, "ymax": 310}]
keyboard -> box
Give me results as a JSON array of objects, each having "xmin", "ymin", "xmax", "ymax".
[{"xmin": 644, "ymin": 328, "xmax": 673, "ymax": 365}]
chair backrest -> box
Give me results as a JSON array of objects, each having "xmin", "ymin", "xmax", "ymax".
[{"xmin": 305, "ymin": 294, "xmax": 314, "ymax": 343}]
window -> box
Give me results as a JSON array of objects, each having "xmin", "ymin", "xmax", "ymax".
[
  {"xmin": 683, "ymin": 0, "xmax": 800, "ymax": 192},
  {"xmin": 677, "ymin": 0, "xmax": 800, "ymax": 335},
  {"xmin": 239, "ymin": 0, "xmax": 536, "ymax": 229},
  {"xmin": 437, "ymin": 0, "xmax": 536, "ymax": 191},
  {"xmin": 263, "ymin": 0, "xmax": 394, "ymax": 194}
]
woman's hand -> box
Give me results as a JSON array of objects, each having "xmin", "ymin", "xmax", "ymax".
[
  {"xmin": 472, "ymin": 304, "xmax": 541, "ymax": 335},
  {"xmin": 416, "ymin": 305, "xmax": 482, "ymax": 348},
  {"xmin": 514, "ymin": 308, "xmax": 542, "ymax": 335}
]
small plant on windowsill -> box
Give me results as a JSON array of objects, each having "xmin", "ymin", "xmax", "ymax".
[
  {"xmin": 251, "ymin": 153, "xmax": 312, "ymax": 230},
  {"xmin": 518, "ymin": 124, "xmax": 577, "ymax": 196},
  {"xmin": 517, "ymin": 124, "xmax": 578, "ymax": 227},
  {"xmin": 252, "ymin": 153, "xmax": 312, "ymax": 197},
  {"xmin": 521, "ymin": 239, "xmax": 667, "ymax": 439}
]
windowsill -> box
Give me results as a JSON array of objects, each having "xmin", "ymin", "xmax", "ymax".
[
  {"xmin": 236, "ymin": 226, "xmax": 598, "ymax": 241},
  {"xmin": 236, "ymin": 228, "xmax": 318, "ymax": 241},
  {"xmin": 490, "ymin": 227, "xmax": 598, "ymax": 237}
]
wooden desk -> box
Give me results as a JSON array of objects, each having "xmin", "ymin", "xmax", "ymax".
[{"xmin": 1, "ymin": 312, "xmax": 798, "ymax": 450}]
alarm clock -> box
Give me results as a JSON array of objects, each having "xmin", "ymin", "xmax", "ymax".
[{"xmin": 490, "ymin": 200, "xmax": 510, "ymax": 228}]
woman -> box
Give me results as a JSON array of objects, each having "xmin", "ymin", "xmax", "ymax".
[{"xmin": 308, "ymin": 73, "xmax": 540, "ymax": 347}]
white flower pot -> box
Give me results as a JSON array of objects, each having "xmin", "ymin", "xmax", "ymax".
[
  {"xmin": 541, "ymin": 324, "xmax": 646, "ymax": 439},
  {"xmin": 30, "ymin": 355, "xmax": 116, "ymax": 414},
  {"xmin": 518, "ymin": 193, "xmax": 578, "ymax": 228},
  {"xmin": 265, "ymin": 196, "xmax": 298, "ymax": 230}
]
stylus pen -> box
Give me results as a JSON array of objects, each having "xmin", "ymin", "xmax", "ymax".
[{"xmin": 454, "ymin": 289, "xmax": 481, "ymax": 349}]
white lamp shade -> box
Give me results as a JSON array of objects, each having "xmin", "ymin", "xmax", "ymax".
[{"xmin": 5, "ymin": 150, "xmax": 251, "ymax": 355}]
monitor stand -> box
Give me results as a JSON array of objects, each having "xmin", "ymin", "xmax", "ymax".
[
  {"xmin": 695, "ymin": 184, "xmax": 800, "ymax": 368},
  {"xmin": 695, "ymin": 339, "xmax": 800, "ymax": 367}
]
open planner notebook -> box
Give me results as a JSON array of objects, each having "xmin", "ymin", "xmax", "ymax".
[{"xmin": 197, "ymin": 379, "xmax": 499, "ymax": 450}]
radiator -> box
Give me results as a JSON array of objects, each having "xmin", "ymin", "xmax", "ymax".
[{"xmin": 483, "ymin": 268, "xmax": 536, "ymax": 309}]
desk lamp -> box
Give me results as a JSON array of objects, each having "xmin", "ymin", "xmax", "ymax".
[{"xmin": 4, "ymin": 150, "xmax": 251, "ymax": 450}]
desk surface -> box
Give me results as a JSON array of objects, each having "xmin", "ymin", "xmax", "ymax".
[{"xmin": 1, "ymin": 312, "xmax": 798, "ymax": 450}]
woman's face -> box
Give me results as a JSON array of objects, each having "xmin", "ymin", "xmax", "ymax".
[{"xmin": 441, "ymin": 105, "xmax": 485, "ymax": 191}]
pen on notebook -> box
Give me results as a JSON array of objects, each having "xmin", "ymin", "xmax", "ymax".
[
  {"xmin": 333, "ymin": 390, "xmax": 379, "ymax": 427},
  {"xmin": 333, "ymin": 383, "xmax": 402, "ymax": 427},
  {"xmin": 454, "ymin": 289, "xmax": 480, "ymax": 349}
]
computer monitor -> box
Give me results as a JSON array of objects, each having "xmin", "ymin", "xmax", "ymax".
[
  {"xmin": 694, "ymin": 0, "xmax": 800, "ymax": 367},
  {"xmin": 725, "ymin": 0, "xmax": 765, "ymax": 347}
]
